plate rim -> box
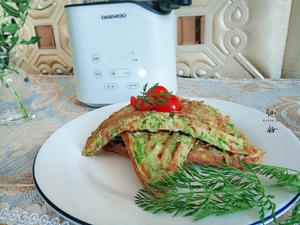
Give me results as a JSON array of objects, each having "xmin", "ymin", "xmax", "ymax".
[
  {"xmin": 33, "ymin": 153, "xmax": 91, "ymax": 225},
  {"xmin": 32, "ymin": 98, "xmax": 300, "ymax": 225},
  {"xmin": 33, "ymin": 152, "xmax": 300, "ymax": 225}
]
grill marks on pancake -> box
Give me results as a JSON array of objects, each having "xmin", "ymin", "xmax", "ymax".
[
  {"xmin": 122, "ymin": 132, "xmax": 194, "ymax": 186},
  {"xmin": 104, "ymin": 134, "xmax": 264, "ymax": 171},
  {"xmin": 83, "ymin": 99, "xmax": 261, "ymax": 163},
  {"xmin": 121, "ymin": 130, "xmax": 261, "ymax": 188}
]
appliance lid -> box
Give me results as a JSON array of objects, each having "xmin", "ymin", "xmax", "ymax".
[{"xmin": 65, "ymin": 0, "xmax": 192, "ymax": 14}]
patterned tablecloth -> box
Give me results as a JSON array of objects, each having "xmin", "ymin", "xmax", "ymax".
[{"xmin": 0, "ymin": 75, "xmax": 300, "ymax": 225}]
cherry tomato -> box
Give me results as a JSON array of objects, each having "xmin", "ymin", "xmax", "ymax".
[
  {"xmin": 146, "ymin": 85, "xmax": 169, "ymax": 97},
  {"xmin": 130, "ymin": 96, "xmax": 153, "ymax": 111},
  {"xmin": 154, "ymin": 95, "xmax": 182, "ymax": 112}
]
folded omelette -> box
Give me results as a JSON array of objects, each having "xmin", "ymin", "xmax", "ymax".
[{"xmin": 83, "ymin": 98, "xmax": 264, "ymax": 187}]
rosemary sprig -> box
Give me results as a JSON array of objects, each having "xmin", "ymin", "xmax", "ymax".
[
  {"xmin": 136, "ymin": 83, "xmax": 172, "ymax": 109},
  {"xmin": 244, "ymin": 163, "xmax": 300, "ymax": 192},
  {"xmin": 135, "ymin": 162, "xmax": 300, "ymax": 223}
]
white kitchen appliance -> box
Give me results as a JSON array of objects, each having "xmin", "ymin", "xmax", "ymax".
[{"xmin": 65, "ymin": 0, "xmax": 191, "ymax": 106}]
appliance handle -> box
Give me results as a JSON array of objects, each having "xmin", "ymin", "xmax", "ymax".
[
  {"xmin": 159, "ymin": 0, "xmax": 192, "ymax": 9},
  {"xmin": 65, "ymin": 1, "xmax": 192, "ymax": 14},
  {"xmin": 149, "ymin": 0, "xmax": 192, "ymax": 13},
  {"xmin": 111, "ymin": 0, "xmax": 192, "ymax": 12}
]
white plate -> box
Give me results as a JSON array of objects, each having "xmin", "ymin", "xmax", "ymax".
[{"xmin": 33, "ymin": 98, "xmax": 300, "ymax": 225}]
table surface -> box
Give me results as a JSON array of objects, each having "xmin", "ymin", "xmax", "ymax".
[{"xmin": 1, "ymin": 75, "xmax": 300, "ymax": 225}]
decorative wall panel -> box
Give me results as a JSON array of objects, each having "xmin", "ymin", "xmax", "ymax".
[
  {"xmin": 14, "ymin": 0, "xmax": 73, "ymax": 75},
  {"xmin": 14, "ymin": 0, "xmax": 298, "ymax": 78},
  {"xmin": 175, "ymin": 0, "xmax": 292, "ymax": 79}
]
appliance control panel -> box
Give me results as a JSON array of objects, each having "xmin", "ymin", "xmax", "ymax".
[
  {"xmin": 66, "ymin": 2, "xmax": 177, "ymax": 105},
  {"xmin": 88, "ymin": 49, "xmax": 144, "ymax": 93}
]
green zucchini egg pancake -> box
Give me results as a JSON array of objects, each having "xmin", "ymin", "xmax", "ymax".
[
  {"xmin": 84, "ymin": 98, "xmax": 264, "ymax": 188},
  {"xmin": 103, "ymin": 135, "xmax": 263, "ymax": 169},
  {"xmin": 103, "ymin": 130, "xmax": 263, "ymax": 187},
  {"xmin": 121, "ymin": 131, "xmax": 195, "ymax": 188},
  {"xmin": 83, "ymin": 98, "xmax": 262, "ymax": 158}
]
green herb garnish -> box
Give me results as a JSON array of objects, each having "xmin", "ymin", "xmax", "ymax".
[{"xmin": 135, "ymin": 162, "xmax": 300, "ymax": 224}]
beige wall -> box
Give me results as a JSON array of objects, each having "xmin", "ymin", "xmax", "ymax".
[
  {"xmin": 283, "ymin": 0, "xmax": 300, "ymax": 79},
  {"xmin": 14, "ymin": 0, "xmax": 300, "ymax": 78}
]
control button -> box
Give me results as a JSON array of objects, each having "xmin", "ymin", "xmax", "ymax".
[
  {"xmin": 127, "ymin": 82, "xmax": 139, "ymax": 89},
  {"xmin": 91, "ymin": 54, "xmax": 100, "ymax": 63},
  {"xmin": 104, "ymin": 83, "xmax": 117, "ymax": 90},
  {"xmin": 109, "ymin": 69, "xmax": 131, "ymax": 78},
  {"xmin": 137, "ymin": 68, "xmax": 147, "ymax": 77},
  {"xmin": 94, "ymin": 70, "xmax": 102, "ymax": 78}
]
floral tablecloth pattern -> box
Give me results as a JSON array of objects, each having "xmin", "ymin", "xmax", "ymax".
[{"xmin": 1, "ymin": 75, "xmax": 300, "ymax": 225}]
